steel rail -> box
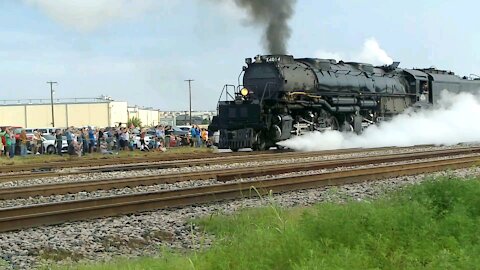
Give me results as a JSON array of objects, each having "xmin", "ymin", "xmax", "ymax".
[
  {"xmin": 0, "ymin": 147, "xmax": 479, "ymax": 199},
  {"xmin": 0, "ymin": 155, "xmax": 478, "ymax": 232},
  {"xmin": 0, "ymin": 151, "xmax": 261, "ymax": 173},
  {"xmin": 0, "ymin": 148, "xmax": 369, "ymax": 182},
  {"xmin": 0, "ymin": 145, "xmax": 435, "ymax": 174},
  {"xmin": 0, "ymin": 145, "xmax": 442, "ymax": 182},
  {"xmin": 0, "ymin": 151, "xmax": 316, "ymax": 181}
]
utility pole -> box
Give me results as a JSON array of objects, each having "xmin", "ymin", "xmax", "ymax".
[
  {"xmin": 184, "ymin": 79, "xmax": 194, "ymax": 125},
  {"xmin": 47, "ymin": 81, "xmax": 58, "ymax": 127}
]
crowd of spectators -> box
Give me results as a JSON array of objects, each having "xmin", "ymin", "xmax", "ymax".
[{"xmin": 0, "ymin": 124, "xmax": 213, "ymax": 159}]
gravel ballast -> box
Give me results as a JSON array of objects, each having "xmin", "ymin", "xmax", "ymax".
[
  {"xmin": 0, "ymin": 153, "xmax": 478, "ymax": 209},
  {"xmin": 0, "ymin": 165, "xmax": 479, "ymax": 269},
  {"xmin": 0, "ymin": 144, "xmax": 475, "ymax": 189}
]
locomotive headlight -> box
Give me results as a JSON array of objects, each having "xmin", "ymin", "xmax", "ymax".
[{"xmin": 240, "ymin": 88, "xmax": 249, "ymax": 96}]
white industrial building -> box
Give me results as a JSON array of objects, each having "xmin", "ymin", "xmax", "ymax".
[
  {"xmin": 0, "ymin": 95, "xmax": 217, "ymax": 129},
  {"xmin": 159, "ymin": 111, "xmax": 216, "ymax": 126},
  {"xmin": 127, "ymin": 106, "xmax": 162, "ymax": 127},
  {"xmin": 0, "ymin": 97, "xmax": 161, "ymax": 128}
]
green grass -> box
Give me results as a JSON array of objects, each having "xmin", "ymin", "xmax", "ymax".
[
  {"xmin": 49, "ymin": 177, "xmax": 480, "ymax": 270},
  {"xmin": 0, "ymin": 259, "xmax": 8, "ymax": 268}
]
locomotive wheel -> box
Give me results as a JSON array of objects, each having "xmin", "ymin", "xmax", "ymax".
[
  {"xmin": 328, "ymin": 116, "xmax": 340, "ymax": 130},
  {"xmin": 253, "ymin": 132, "xmax": 267, "ymax": 151},
  {"xmin": 341, "ymin": 122, "xmax": 354, "ymax": 132}
]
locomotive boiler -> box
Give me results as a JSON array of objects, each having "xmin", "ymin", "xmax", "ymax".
[{"xmin": 209, "ymin": 55, "xmax": 480, "ymax": 151}]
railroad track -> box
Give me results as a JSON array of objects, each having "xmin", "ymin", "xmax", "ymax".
[
  {"xmin": 0, "ymin": 151, "xmax": 258, "ymax": 173},
  {"xmin": 0, "ymin": 145, "xmax": 437, "ymax": 181},
  {"xmin": 1, "ymin": 147, "xmax": 479, "ymax": 200},
  {"xmin": 0, "ymin": 145, "xmax": 440, "ymax": 174},
  {"xmin": 0, "ymin": 152, "xmax": 479, "ymax": 232}
]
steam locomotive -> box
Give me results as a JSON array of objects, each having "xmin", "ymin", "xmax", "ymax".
[{"xmin": 209, "ymin": 55, "xmax": 480, "ymax": 151}]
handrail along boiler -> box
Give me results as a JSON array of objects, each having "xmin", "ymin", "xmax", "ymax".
[{"xmin": 209, "ymin": 55, "xmax": 480, "ymax": 151}]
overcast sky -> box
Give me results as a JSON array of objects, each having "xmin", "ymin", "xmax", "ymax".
[{"xmin": 1, "ymin": 0, "xmax": 478, "ymax": 111}]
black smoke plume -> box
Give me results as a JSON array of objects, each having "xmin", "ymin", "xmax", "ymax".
[{"xmin": 233, "ymin": 0, "xmax": 296, "ymax": 54}]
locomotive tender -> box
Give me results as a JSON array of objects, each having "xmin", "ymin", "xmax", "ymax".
[{"xmin": 209, "ymin": 55, "xmax": 480, "ymax": 151}]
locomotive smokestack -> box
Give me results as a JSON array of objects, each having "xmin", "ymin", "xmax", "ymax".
[{"xmin": 233, "ymin": 0, "xmax": 296, "ymax": 54}]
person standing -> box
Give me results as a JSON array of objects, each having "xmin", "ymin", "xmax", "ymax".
[
  {"xmin": 165, "ymin": 126, "xmax": 172, "ymax": 148},
  {"xmin": 201, "ymin": 128, "xmax": 208, "ymax": 147},
  {"xmin": 8, "ymin": 128, "xmax": 16, "ymax": 158},
  {"xmin": 159, "ymin": 126, "xmax": 165, "ymax": 147},
  {"xmin": 140, "ymin": 129, "xmax": 147, "ymax": 151},
  {"xmin": 97, "ymin": 128, "xmax": 104, "ymax": 153},
  {"xmin": 0, "ymin": 128, "xmax": 5, "ymax": 157},
  {"xmin": 122, "ymin": 128, "xmax": 129, "ymax": 150},
  {"xmin": 65, "ymin": 127, "xmax": 72, "ymax": 149},
  {"xmin": 88, "ymin": 127, "xmax": 95, "ymax": 153},
  {"xmin": 30, "ymin": 131, "xmax": 37, "ymax": 155},
  {"xmin": 155, "ymin": 125, "xmax": 161, "ymax": 141},
  {"xmin": 72, "ymin": 131, "xmax": 83, "ymax": 157},
  {"xmin": 190, "ymin": 126, "xmax": 196, "ymax": 147},
  {"xmin": 19, "ymin": 130, "xmax": 28, "ymax": 156},
  {"xmin": 76, "ymin": 129, "xmax": 82, "ymax": 147},
  {"xmin": 55, "ymin": 129, "xmax": 63, "ymax": 156},
  {"xmin": 32, "ymin": 131, "xmax": 42, "ymax": 154},
  {"xmin": 3, "ymin": 127, "xmax": 11, "ymax": 158},
  {"xmin": 128, "ymin": 131, "xmax": 135, "ymax": 151},
  {"xmin": 114, "ymin": 128, "xmax": 120, "ymax": 151},
  {"xmin": 81, "ymin": 129, "xmax": 88, "ymax": 154},
  {"xmin": 195, "ymin": 125, "xmax": 201, "ymax": 148}
]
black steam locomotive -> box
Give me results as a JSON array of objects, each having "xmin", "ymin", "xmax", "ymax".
[{"xmin": 209, "ymin": 55, "xmax": 480, "ymax": 151}]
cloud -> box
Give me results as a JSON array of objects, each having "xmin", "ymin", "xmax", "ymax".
[
  {"xmin": 23, "ymin": 0, "xmax": 168, "ymax": 32},
  {"xmin": 315, "ymin": 38, "xmax": 393, "ymax": 66}
]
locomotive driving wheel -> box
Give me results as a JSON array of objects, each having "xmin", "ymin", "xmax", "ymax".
[
  {"xmin": 327, "ymin": 116, "xmax": 340, "ymax": 130},
  {"xmin": 253, "ymin": 131, "xmax": 267, "ymax": 151}
]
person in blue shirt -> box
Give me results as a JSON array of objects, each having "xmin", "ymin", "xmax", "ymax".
[
  {"xmin": 190, "ymin": 126, "xmax": 196, "ymax": 147},
  {"xmin": 195, "ymin": 125, "xmax": 201, "ymax": 147},
  {"xmin": 65, "ymin": 127, "xmax": 72, "ymax": 147},
  {"xmin": 88, "ymin": 127, "xmax": 95, "ymax": 153}
]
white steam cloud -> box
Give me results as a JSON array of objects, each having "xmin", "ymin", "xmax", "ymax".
[
  {"xmin": 23, "ymin": 0, "xmax": 166, "ymax": 31},
  {"xmin": 278, "ymin": 91, "xmax": 480, "ymax": 151},
  {"xmin": 316, "ymin": 38, "xmax": 393, "ymax": 66}
]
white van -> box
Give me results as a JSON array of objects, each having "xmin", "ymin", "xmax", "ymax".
[{"xmin": 25, "ymin": 127, "xmax": 59, "ymax": 135}]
